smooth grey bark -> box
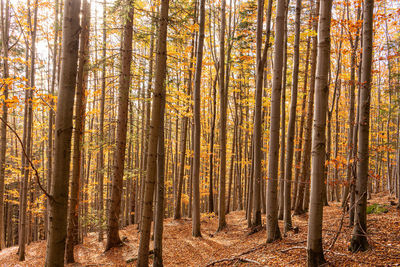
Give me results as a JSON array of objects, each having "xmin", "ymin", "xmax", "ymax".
[
  {"xmin": 306, "ymin": 0, "xmax": 332, "ymax": 265},
  {"xmin": 349, "ymin": 0, "xmax": 374, "ymax": 253},
  {"xmin": 266, "ymin": 0, "xmax": 287, "ymax": 243},
  {"xmin": 283, "ymin": 0, "xmax": 302, "ymax": 233}
]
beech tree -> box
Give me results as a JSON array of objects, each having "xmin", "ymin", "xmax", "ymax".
[
  {"xmin": 306, "ymin": 0, "xmax": 333, "ymax": 265},
  {"xmin": 45, "ymin": 0, "xmax": 81, "ymax": 265},
  {"xmin": 106, "ymin": 0, "xmax": 134, "ymax": 251},
  {"xmin": 349, "ymin": 0, "xmax": 374, "ymax": 253}
]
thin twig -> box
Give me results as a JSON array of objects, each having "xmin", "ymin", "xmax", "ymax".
[{"xmin": 0, "ymin": 116, "xmax": 54, "ymax": 202}]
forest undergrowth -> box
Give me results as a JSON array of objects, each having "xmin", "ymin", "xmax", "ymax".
[{"xmin": 0, "ymin": 193, "xmax": 399, "ymax": 266}]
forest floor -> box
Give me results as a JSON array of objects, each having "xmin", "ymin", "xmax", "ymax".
[{"xmin": 1, "ymin": 193, "xmax": 400, "ymax": 266}]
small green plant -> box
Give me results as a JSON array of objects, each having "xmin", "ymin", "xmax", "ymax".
[{"xmin": 366, "ymin": 203, "xmax": 388, "ymax": 214}]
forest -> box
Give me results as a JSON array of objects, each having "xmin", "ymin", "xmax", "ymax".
[{"xmin": 0, "ymin": 0, "xmax": 399, "ymax": 266}]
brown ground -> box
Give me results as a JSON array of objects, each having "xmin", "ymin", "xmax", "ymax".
[{"xmin": 1, "ymin": 193, "xmax": 400, "ymax": 266}]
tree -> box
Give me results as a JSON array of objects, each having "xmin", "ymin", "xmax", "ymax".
[
  {"xmin": 0, "ymin": 0, "xmax": 10, "ymax": 251},
  {"xmin": 192, "ymin": 0, "xmax": 205, "ymax": 237},
  {"xmin": 45, "ymin": 0, "xmax": 81, "ymax": 265},
  {"xmin": 218, "ymin": 0, "xmax": 227, "ymax": 231},
  {"xmin": 106, "ymin": 0, "xmax": 134, "ymax": 251},
  {"xmin": 266, "ymin": 0, "xmax": 287, "ymax": 243},
  {"xmin": 137, "ymin": 0, "xmax": 169, "ymax": 264},
  {"xmin": 283, "ymin": 0, "xmax": 302, "ymax": 233},
  {"xmin": 306, "ymin": 0, "xmax": 333, "ymax": 265},
  {"xmin": 349, "ymin": 0, "xmax": 374, "ymax": 253},
  {"xmin": 65, "ymin": 0, "xmax": 90, "ymax": 262},
  {"xmin": 19, "ymin": 0, "xmax": 38, "ymax": 260}
]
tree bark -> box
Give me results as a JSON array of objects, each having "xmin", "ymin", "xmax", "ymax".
[
  {"xmin": 65, "ymin": 0, "xmax": 90, "ymax": 262},
  {"xmin": 306, "ymin": 0, "xmax": 332, "ymax": 265},
  {"xmin": 0, "ymin": 0, "xmax": 9, "ymax": 250},
  {"xmin": 137, "ymin": 0, "xmax": 169, "ymax": 265},
  {"xmin": 284, "ymin": 0, "xmax": 302, "ymax": 233},
  {"xmin": 266, "ymin": 0, "xmax": 287, "ymax": 243},
  {"xmin": 192, "ymin": 0, "xmax": 205, "ymax": 237},
  {"xmin": 218, "ymin": 0, "xmax": 227, "ymax": 231},
  {"xmin": 349, "ymin": 0, "xmax": 374, "ymax": 253},
  {"xmin": 45, "ymin": 0, "xmax": 81, "ymax": 265},
  {"xmin": 105, "ymin": 0, "xmax": 134, "ymax": 251}
]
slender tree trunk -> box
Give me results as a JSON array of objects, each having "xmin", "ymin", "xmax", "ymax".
[
  {"xmin": 191, "ymin": 0, "xmax": 205, "ymax": 237},
  {"xmin": 284, "ymin": 0, "xmax": 302, "ymax": 233},
  {"xmin": 153, "ymin": 92, "xmax": 166, "ymax": 267},
  {"xmin": 349, "ymin": 0, "xmax": 374, "ymax": 252},
  {"xmin": 0, "ymin": 0, "xmax": 10, "ymax": 250},
  {"xmin": 106, "ymin": 0, "xmax": 134, "ymax": 251},
  {"xmin": 278, "ymin": 0, "xmax": 290, "ymax": 221},
  {"xmin": 45, "ymin": 0, "xmax": 81, "ymax": 265},
  {"xmin": 294, "ymin": 0, "xmax": 319, "ymax": 216},
  {"xmin": 218, "ymin": 0, "xmax": 227, "ymax": 231},
  {"xmin": 98, "ymin": 0, "xmax": 107, "ymax": 242},
  {"xmin": 65, "ymin": 0, "xmax": 90, "ymax": 262},
  {"xmin": 19, "ymin": 2, "xmax": 38, "ymax": 260},
  {"xmin": 137, "ymin": 0, "xmax": 169, "ymax": 264},
  {"xmin": 306, "ymin": 0, "xmax": 332, "ymax": 265},
  {"xmin": 266, "ymin": 0, "xmax": 287, "ymax": 243}
]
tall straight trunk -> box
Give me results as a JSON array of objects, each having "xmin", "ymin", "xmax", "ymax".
[
  {"xmin": 153, "ymin": 94, "xmax": 166, "ymax": 267},
  {"xmin": 175, "ymin": 2, "xmax": 196, "ymax": 219},
  {"xmin": 252, "ymin": 0, "xmax": 269, "ymax": 228},
  {"xmin": 137, "ymin": 0, "xmax": 169, "ymax": 264},
  {"xmin": 349, "ymin": 0, "xmax": 374, "ymax": 252},
  {"xmin": 284, "ymin": 0, "xmax": 302, "ymax": 233},
  {"xmin": 192, "ymin": 0, "xmax": 205, "ymax": 237},
  {"xmin": 266, "ymin": 0, "xmax": 286, "ymax": 243},
  {"xmin": 208, "ymin": 73, "xmax": 217, "ymax": 213},
  {"xmin": 19, "ymin": 1, "xmax": 38, "ymax": 260},
  {"xmin": 45, "ymin": 0, "xmax": 81, "ymax": 265},
  {"xmin": 278, "ymin": 0, "xmax": 289, "ymax": 221},
  {"xmin": 294, "ymin": 0, "xmax": 319, "ymax": 215},
  {"xmin": 46, "ymin": 0, "xmax": 60, "ymax": 240},
  {"xmin": 65, "ymin": 0, "xmax": 90, "ymax": 262},
  {"xmin": 292, "ymin": 37, "xmax": 310, "ymax": 209},
  {"xmin": 306, "ymin": 0, "xmax": 332, "ymax": 265},
  {"xmin": 105, "ymin": 0, "xmax": 134, "ymax": 251},
  {"xmin": 98, "ymin": 0, "xmax": 106, "ymax": 242},
  {"xmin": 0, "ymin": 0, "xmax": 10, "ymax": 250},
  {"xmin": 218, "ymin": 0, "xmax": 227, "ymax": 231},
  {"xmin": 342, "ymin": 6, "xmax": 361, "ymax": 206}
]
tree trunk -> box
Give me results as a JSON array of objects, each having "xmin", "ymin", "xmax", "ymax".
[
  {"xmin": 192, "ymin": 0, "xmax": 205, "ymax": 237},
  {"xmin": 284, "ymin": 0, "xmax": 302, "ymax": 233},
  {"xmin": 65, "ymin": 0, "xmax": 90, "ymax": 262},
  {"xmin": 137, "ymin": 0, "xmax": 169, "ymax": 264},
  {"xmin": 266, "ymin": 0, "xmax": 287, "ymax": 243},
  {"xmin": 45, "ymin": 0, "xmax": 81, "ymax": 265},
  {"xmin": 105, "ymin": 0, "xmax": 134, "ymax": 251},
  {"xmin": 306, "ymin": 0, "xmax": 332, "ymax": 265},
  {"xmin": 294, "ymin": 0, "xmax": 319, "ymax": 216},
  {"xmin": 349, "ymin": 0, "xmax": 374, "ymax": 252},
  {"xmin": 153, "ymin": 91, "xmax": 166, "ymax": 267},
  {"xmin": 0, "ymin": 0, "xmax": 10, "ymax": 250},
  {"xmin": 218, "ymin": 0, "xmax": 227, "ymax": 231}
]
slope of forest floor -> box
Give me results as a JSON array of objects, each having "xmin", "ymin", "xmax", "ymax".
[{"xmin": 1, "ymin": 193, "xmax": 400, "ymax": 266}]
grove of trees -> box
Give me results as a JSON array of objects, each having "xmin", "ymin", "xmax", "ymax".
[{"xmin": 0, "ymin": 0, "xmax": 399, "ymax": 266}]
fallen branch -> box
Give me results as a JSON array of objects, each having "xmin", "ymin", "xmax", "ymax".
[
  {"xmin": 207, "ymin": 257, "xmax": 261, "ymax": 266},
  {"xmin": 280, "ymin": 246, "xmax": 306, "ymax": 253}
]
